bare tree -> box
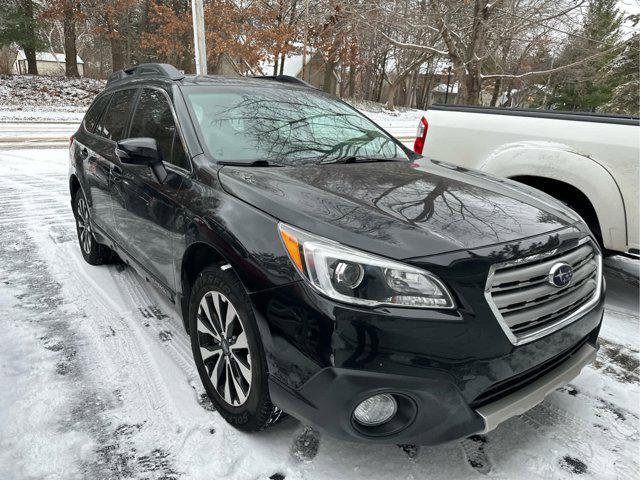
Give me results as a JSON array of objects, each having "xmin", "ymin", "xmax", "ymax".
[{"xmin": 378, "ymin": 0, "xmax": 602, "ymax": 105}]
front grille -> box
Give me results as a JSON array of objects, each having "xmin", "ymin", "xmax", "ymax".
[{"xmin": 486, "ymin": 238, "xmax": 602, "ymax": 345}]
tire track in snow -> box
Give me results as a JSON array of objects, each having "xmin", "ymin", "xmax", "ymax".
[
  {"xmin": 111, "ymin": 266, "xmax": 198, "ymax": 385},
  {"xmin": 0, "ymin": 171, "xmax": 182, "ymax": 479},
  {"xmin": 62, "ymin": 246, "xmax": 179, "ymax": 425},
  {"xmin": 519, "ymin": 397, "xmax": 638, "ymax": 479},
  {"xmin": 108, "ymin": 263, "xmax": 291, "ymax": 477},
  {"xmin": 1, "ymin": 153, "xmax": 298, "ymax": 478}
]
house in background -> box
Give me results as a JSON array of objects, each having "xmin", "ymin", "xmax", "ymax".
[
  {"xmin": 431, "ymin": 82, "xmax": 459, "ymax": 104},
  {"xmin": 261, "ymin": 51, "xmax": 340, "ymax": 95},
  {"xmin": 13, "ymin": 50, "xmax": 84, "ymax": 76},
  {"xmin": 208, "ymin": 52, "xmax": 256, "ymax": 76},
  {"xmin": 377, "ymin": 57, "xmax": 456, "ymax": 108}
]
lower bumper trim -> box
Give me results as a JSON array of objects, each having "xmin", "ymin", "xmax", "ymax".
[{"xmin": 476, "ymin": 343, "xmax": 597, "ymax": 433}]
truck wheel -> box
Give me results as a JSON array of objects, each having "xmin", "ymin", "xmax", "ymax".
[
  {"xmin": 189, "ymin": 265, "xmax": 282, "ymax": 432},
  {"xmin": 73, "ymin": 189, "xmax": 114, "ymax": 265}
]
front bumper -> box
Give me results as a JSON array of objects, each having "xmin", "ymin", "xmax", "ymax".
[
  {"xmin": 268, "ymin": 320, "xmax": 600, "ymax": 445},
  {"xmin": 253, "ymin": 278, "xmax": 604, "ymax": 445},
  {"xmin": 250, "ymin": 229, "xmax": 605, "ymax": 444}
]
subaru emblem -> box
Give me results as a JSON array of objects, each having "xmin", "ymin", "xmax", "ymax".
[{"xmin": 548, "ymin": 262, "xmax": 573, "ymax": 288}]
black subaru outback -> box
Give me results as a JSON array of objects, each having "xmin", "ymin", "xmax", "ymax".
[{"xmin": 69, "ymin": 63, "xmax": 604, "ymax": 445}]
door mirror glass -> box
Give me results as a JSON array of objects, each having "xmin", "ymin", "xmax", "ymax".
[{"xmin": 115, "ymin": 137, "xmax": 167, "ymax": 183}]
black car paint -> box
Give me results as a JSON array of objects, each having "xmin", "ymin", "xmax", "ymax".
[
  {"xmin": 218, "ymin": 160, "xmax": 576, "ymax": 260},
  {"xmin": 69, "ymin": 74, "xmax": 603, "ymax": 445}
]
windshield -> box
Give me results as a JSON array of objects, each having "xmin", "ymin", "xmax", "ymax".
[{"xmin": 183, "ymin": 85, "xmax": 409, "ymax": 166}]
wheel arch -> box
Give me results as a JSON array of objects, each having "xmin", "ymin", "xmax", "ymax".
[
  {"xmin": 511, "ymin": 176, "xmax": 603, "ymax": 244},
  {"xmin": 179, "ymin": 241, "xmax": 228, "ymax": 331},
  {"xmin": 69, "ymin": 174, "xmax": 81, "ymax": 206},
  {"xmin": 480, "ymin": 142, "xmax": 627, "ymax": 252}
]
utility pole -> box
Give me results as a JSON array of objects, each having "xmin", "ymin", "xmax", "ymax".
[
  {"xmin": 301, "ymin": 0, "xmax": 309, "ymax": 81},
  {"xmin": 192, "ymin": 0, "xmax": 207, "ymax": 75}
]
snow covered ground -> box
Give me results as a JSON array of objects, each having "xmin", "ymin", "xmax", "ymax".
[
  {"xmin": 0, "ymin": 147, "xmax": 638, "ymax": 480},
  {"xmin": 0, "ymin": 75, "xmax": 424, "ymax": 137},
  {"xmin": 0, "ymin": 75, "xmax": 103, "ymax": 123},
  {"xmin": 0, "ymin": 115, "xmax": 416, "ymax": 152}
]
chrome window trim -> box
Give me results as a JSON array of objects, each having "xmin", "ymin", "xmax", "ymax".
[{"xmin": 484, "ymin": 236, "xmax": 603, "ymax": 346}]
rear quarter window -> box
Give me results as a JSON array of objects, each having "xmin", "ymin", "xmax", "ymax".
[
  {"xmin": 94, "ymin": 89, "xmax": 138, "ymax": 141},
  {"xmin": 83, "ymin": 94, "xmax": 111, "ymax": 133}
]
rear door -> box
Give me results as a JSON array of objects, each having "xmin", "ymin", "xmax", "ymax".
[
  {"xmin": 76, "ymin": 93, "xmax": 112, "ymax": 231},
  {"xmin": 112, "ymin": 87, "xmax": 190, "ymax": 293},
  {"xmin": 86, "ymin": 88, "xmax": 138, "ymax": 238}
]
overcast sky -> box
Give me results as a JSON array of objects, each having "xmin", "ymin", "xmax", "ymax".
[{"xmin": 618, "ymin": 0, "xmax": 640, "ymax": 35}]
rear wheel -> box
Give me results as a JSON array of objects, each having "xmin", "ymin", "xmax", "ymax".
[
  {"xmin": 189, "ymin": 265, "xmax": 282, "ymax": 431},
  {"xmin": 73, "ymin": 189, "xmax": 114, "ymax": 265}
]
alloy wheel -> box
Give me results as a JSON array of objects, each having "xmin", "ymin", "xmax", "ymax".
[
  {"xmin": 76, "ymin": 197, "xmax": 93, "ymax": 255},
  {"xmin": 197, "ymin": 291, "xmax": 252, "ymax": 406}
]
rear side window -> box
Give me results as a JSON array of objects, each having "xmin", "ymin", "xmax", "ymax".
[
  {"xmin": 95, "ymin": 89, "xmax": 137, "ymax": 141},
  {"xmin": 130, "ymin": 88, "xmax": 188, "ymax": 170},
  {"xmin": 84, "ymin": 94, "xmax": 111, "ymax": 133}
]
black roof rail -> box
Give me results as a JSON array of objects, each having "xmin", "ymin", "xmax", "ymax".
[
  {"xmin": 252, "ymin": 75, "xmax": 315, "ymax": 89},
  {"xmin": 106, "ymin": 63, "xmax": 185, "ymax": 86}
]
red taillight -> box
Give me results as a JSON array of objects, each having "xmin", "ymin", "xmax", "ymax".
[
  {"xmin": 413, "ymin": 116, "xmax": 428, "ymax": 154},
  {"xmin": 69, "ymin": 134, "xmax": 74, "ymax": 148}
]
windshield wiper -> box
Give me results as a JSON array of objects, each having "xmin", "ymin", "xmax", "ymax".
[
  {"xmin": 217, "ymin": 160, "xmax": 284, "ymax": 167},
  {"xmin": 320, "ymin": 156, "xmax": 404, "ymax": 165}
]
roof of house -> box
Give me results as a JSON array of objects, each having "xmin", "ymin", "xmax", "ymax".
[
  {"xmin": 260, "ymin": 53, "xmax": 305, "ymax": 77},
  {"xmin": 432, "ymin": 82, "xmax": 459, "ymax": 94},
  {"xmin": 16, "ymin": 50, "xmax": 84, "ymax": 64},
  {"xmin": 260, "ymin": 51, "xmax": 339, "ymax": 80},
  {"xmin": 384, "ymin": 55, "xmax": 453, "ymax": 75}
]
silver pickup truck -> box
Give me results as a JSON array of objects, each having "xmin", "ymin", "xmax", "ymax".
[{"xmin": 413, "ymin": 104, "xmax": 639, "ymax": 257}]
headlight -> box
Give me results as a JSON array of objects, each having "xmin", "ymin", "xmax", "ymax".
[{"xmin": 278, "ymin": 223, "xmax": 455, "ymax": 309}]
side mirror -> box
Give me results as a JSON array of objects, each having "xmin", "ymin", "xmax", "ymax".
[{"xmin": 115, "ymin": 137, "xmax": 167, "ymax": 183}]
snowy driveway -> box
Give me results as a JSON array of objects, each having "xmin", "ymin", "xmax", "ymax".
[
  {"xmin": 0, "ymin": 122, "xmax": 76, "ymax": 149},
  {"xmin": 0, "ymin": 116, "xmax": 416, "ymax": 151},
  {"xmin": 0, "ymin": 148, "xmax": 638, "ymax": 480}
]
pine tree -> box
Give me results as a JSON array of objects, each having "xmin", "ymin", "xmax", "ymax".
[
  {"xmin": 600, "ymin": 33, "xmax": 640, "ymax": 115},
  {"xmin": 550, "ymin": 0, "xmax": 624, "ymax": 111},
  {"xmin": 0, "ymin": 0, "xmax": 44, "ymax": 74}
]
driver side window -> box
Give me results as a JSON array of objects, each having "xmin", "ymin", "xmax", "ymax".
[{"xmin": 130, "ymin": 88, "xmax": 189, "ymax": 170}]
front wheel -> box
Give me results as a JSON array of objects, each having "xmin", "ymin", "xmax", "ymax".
[{"xmin": 189, "ymin": 265, "xmax": 282, "ymax": 431}]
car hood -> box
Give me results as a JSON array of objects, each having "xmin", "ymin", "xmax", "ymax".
[{"xmin": 218, "ymin": 159, "xmax": 577, "ymax": 259}]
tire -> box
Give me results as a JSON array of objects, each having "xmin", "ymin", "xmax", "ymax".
[
  {"xmin": 189, "ymin": 265, "xmax": 282, "ymax": 432},
  {"xmin": 73, "ymin": 189, "xmax": 114, "ymax": 265}
]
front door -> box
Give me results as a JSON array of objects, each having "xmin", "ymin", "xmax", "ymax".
[{"xmin": 112, "ymin": 87, "xmax": 190, "ymax": 293}]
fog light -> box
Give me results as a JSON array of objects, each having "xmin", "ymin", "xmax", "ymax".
[{"xmin": 353, "ymin": 394, "xmax": 397, "ymax": 426}]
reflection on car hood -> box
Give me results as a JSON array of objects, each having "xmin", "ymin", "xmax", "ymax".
[{"xmin": 218, "ymin": 159, "xmax": 576, "ymax": 259}]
